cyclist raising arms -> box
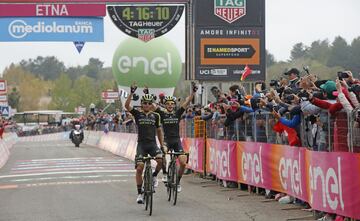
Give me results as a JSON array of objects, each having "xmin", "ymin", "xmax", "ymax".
[
  {"xmin": 125, "ymin": 83, "xmax": 164, "ymax": 204},
  {"xmin": 152, "ymin": 83, "xmax": 198, "ymax": 192}
]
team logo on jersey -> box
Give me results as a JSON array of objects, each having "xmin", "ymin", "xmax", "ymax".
[{"xmin": 214, "ymin": 0, "xmax": 246, "ymax": 23}]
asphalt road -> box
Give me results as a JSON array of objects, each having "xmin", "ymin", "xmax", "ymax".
[{"xmin": 0, "ymin": 141, "xmax": 314, "ymax": 221}]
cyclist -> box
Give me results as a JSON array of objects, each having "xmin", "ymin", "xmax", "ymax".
[
  {"xmin": 153, "ymin": 83, "xmax": 198, "ymax": 192},
  {"xmin": 125, "ymin": 84, "xmax": 164, "ymax": 204}
]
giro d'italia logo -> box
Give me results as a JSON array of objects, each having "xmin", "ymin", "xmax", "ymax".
[{"xmin": 214, "ymin": 0, "xmax": 247, "ymax": 23}]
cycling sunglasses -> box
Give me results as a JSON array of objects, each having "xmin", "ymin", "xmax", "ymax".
[
  {"xmin": 165, "ymin": 102, "xmax": 175, "ymax": 105},
  {"xmin": 142, "ymin": 101, "xmax": 152, "ymax": 105}
]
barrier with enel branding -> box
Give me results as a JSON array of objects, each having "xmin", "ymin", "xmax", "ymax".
[
  {"xmin": 13, "ymin": 130, "xmax": 359, "ymax": 218},
  {"xmin": 187, "ymin": 138, "xmax": 360, "ymax": 219},
  {"xmin": 0, "ymin": 133, "xmax": 18, "ymax": 169},
  {"xmin": 19, "ymin": 132, "xmax": 69, "ymax": 142}
]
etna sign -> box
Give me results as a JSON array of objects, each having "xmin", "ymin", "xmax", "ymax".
[{"xmin": 0, "ymin": 4, "xmax": 106, "ymax": 17}]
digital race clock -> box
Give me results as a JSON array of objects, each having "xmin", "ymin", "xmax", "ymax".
[{"xmin": 108, "ymin": 5, "xmax": 184, "ymax": 42}]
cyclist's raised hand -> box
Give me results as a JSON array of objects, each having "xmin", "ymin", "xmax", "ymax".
[{"xmin": 130, "ymin": 82, "xmax": 138, "ymax": 94}]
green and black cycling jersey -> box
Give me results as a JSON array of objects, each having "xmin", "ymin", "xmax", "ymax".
[
  {"xmin": 130, "ymin": 109, "xmax": 161, "ymax": 143},
  {"xmin": 155, "ymin": 107, "xmax": 185, "ymax": 140}
]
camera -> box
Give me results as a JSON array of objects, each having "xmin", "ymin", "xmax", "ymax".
[
  {"xmin": 297, "ymin": 90, "xmax": 310, "ymax": 100},
  {"xmin": 266, "ymin": 103, "xmax": 280, "ymax": 112},
  {"xmin": 284, "ymin": 94, "xmax": 295, "ymax": 104},
  {"xmin": 306, "ymin": 115, "xmax": 318, "ymax": 124},
  {"xmin": 303, "ymin": 66, "xmax": 310, "ymax": 75},
  {"xmin": 349, "ymin": 84, "xmax": 360, "ymax": 93},
  {"xmin": 269, "ymin": 79, "xmax": 280, "ymax": 88},
  {"xmin": 337, "ymin": 71, "xmax": 349, "ymax": 80},
  {"xmin": 250, "ymin": 97, "xmax": 261, "ymax": 110}
]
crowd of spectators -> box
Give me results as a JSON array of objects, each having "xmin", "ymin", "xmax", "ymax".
[{"xmin": 179, "ymin": 68, "xmax": 360, "ymax": 221}]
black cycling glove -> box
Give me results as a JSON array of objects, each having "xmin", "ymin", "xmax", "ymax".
[
  {"xmin": 130, "ymin": 85, "xmax": 137, "ymax": 94},
  {"xmin": 192, "ymin": 82, "xmax": 198, "ymax": 93}
]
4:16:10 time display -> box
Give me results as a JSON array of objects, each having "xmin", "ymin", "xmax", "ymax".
[{"xmin": 122, "ymin": 6, "xmax": 170, "ymax": 21}]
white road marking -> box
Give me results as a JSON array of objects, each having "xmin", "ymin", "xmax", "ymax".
[
  {"xmin": 16, "ymin": 161, "xmax": 124, "ymax": 166},
  {"xmin": 0, "ymin": 170, "xmax": 135, "ymax": 179},
  {"xmin": 12, "ymin": 164, "xmax": 133, "ymax": 170},
  {"xmin": 11, "ymin": 174, "xmax": 135, "ymax": 182},
  {"xmin": 11, "ymin": 166, "xmax": 134, "ymax": 174},
  {"xmin": 17, "ymin": 157, "xmax": 114, "ymax": 162},
  {"xmin": 24, "ymin": 179, "xmax": 128, "ymax": 188}
]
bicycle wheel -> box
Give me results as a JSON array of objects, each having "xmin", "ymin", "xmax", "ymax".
[
  {"xmin": 147, "ymin": 165, "xmax": 153, "ymax": 216},
  {"xmin": 167, "ymin": 161, "xmax": 174, "ymax": 201},
  {"xmin": 144, "ymin": 165, "xmax": 150, "ymax": 211},
  {"xmin": 172, "ymin": 163, "xmax": 178, "ymax": 206}
]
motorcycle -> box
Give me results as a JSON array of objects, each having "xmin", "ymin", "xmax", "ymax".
[{"xmin": 70, "ymin": 124, "xmax": 84, "ymax": 147}]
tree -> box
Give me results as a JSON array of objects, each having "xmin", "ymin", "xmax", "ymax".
[
  {"xmin": 349, "ymin": 37, "xmax": 360, "ymax": 73},
  {"xmin": 49, "ymin": 74, "xmax": 72, "ymax": 111},
  {"xmin": 327, "ymin": 36, "xmax": 351, "ymax": 68},
  {"xmin": 266, "ymin": 50, "xmax": 276, "ymax": 67},
  {"xmin": 84, "ymin": 58, "xmax": 104, "ymax": 79},
  {"xmin": 20, "ymin": 56, "xmax": 65, "ymax": 80},
  {"xmin": 290, "ymin": 43, "xmax": 309, "ymax": 61},
  {"xmin": 308, "ymin": 40, "xmax": 331, "ymax": 64},
  {"xmin": 3, "ymin": 65, "xmax": 47, "ymax": 111},
  {"xmin": 8, "ymin": 87, "xmax": 20, "ymax": 110},
  {"xmin": 66, "ymin": 66, "xmax": 86, "ymax": 81},
  {"xmin": 69, "ymin": 76, "xmax": 100, "ymax": 110}
]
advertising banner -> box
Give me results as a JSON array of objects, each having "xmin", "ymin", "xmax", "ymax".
[
  {"xmin": 0, "ymin": 4, "xmax": 106, "ymax": 17},
  {"xmin": 101, "ymin": 91, "xmax": 119, "ymax": 100},
  {"xmin": 182, "ymin": 138, "xmax": 205, "ymax": 173},
  {"xmin": 205, "ymin": 139, "xmax": 360, "ymax": 219},
  {"xmin": 194, "ymin": 0, "xmax": 264, "ymax": 26},
  {"xmin": 112, "ymin": 37, "xmax": 182, "ymax": 106},
  {"xmin": 0, "ymin": 17, "xmax": 104, "ymax": 42},
  {"xmin": 193, "ymin": 0, "xmax": 265, "ymax": 81},
  {"xmin": 195, "ymin": 27, "xmax": 265, "ymax": 81}
]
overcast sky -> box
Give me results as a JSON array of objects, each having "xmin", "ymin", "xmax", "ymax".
[{"xmin": 0, "ymin": 0, "xmax": 359, "ymax": 72}]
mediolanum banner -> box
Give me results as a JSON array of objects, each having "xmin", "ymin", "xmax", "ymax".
[{"xmin": 0, "ymin": 17, "xmax": 104, "ymax": 42}]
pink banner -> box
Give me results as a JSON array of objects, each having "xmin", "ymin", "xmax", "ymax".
[
  {"xmin": 183, "ymin": 138, "xmax": 204, "ymax": 173},
  {"xmin": 201, "ymin": 138, "xmax": 360, "ymax": 219},
  {"xmin": 215, "ymin": 140, "xmax": 238, "ymax": 182},
  {"xmin": 0, "ymin": 4, "xmax": 105, "ymax": 17},
  {"xmin": 306, "ymin": 151, "xmax": 360, "ymax": 218}
]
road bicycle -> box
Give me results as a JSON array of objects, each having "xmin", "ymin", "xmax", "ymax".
[
  {"xmin": 165, "ymin": 151, "xmax": 189, "ymax": 205},
  {"xmin": 142, "ymin": 155, "xmax": 155, "ymax": 216}
]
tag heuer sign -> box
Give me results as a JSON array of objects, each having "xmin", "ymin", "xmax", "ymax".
[
  {"xmin": 214, "ymin": 0, "xmax": 246, "ymax": 23},
  {"xmin": 138, "ymin": 29, "xmax": 155, "ymax": 42}
]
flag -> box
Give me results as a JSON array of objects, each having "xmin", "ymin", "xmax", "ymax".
[{"xmin": 240, "ymin": 65, "xmax": 252, "ymax": 81}]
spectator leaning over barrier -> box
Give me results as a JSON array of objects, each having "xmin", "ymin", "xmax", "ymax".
[{"xmin": 309, "ymin": 80, "xmax": 349, "ymax": 152}]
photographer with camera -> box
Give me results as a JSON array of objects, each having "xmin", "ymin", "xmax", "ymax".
[{"xmin": 284, "ymin": 68, "xmax": 301, "ymax": 90}]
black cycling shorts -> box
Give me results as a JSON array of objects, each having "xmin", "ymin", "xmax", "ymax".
[
  {"xmin": 135, "ymin": 142, "xmax": 162, "ymax": 167},
  {"xmin": 165, "ymin": 139, "xmax": 184, "ymax": 153}
]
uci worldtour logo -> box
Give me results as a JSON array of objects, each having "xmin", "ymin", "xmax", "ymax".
[
  {"xmin": 8, "ymin": 19, "xmax": 94, "ymax": 39},
  {"xmin": 214, "ymin": 0, "xmax": 247, "ymax": 23}
]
